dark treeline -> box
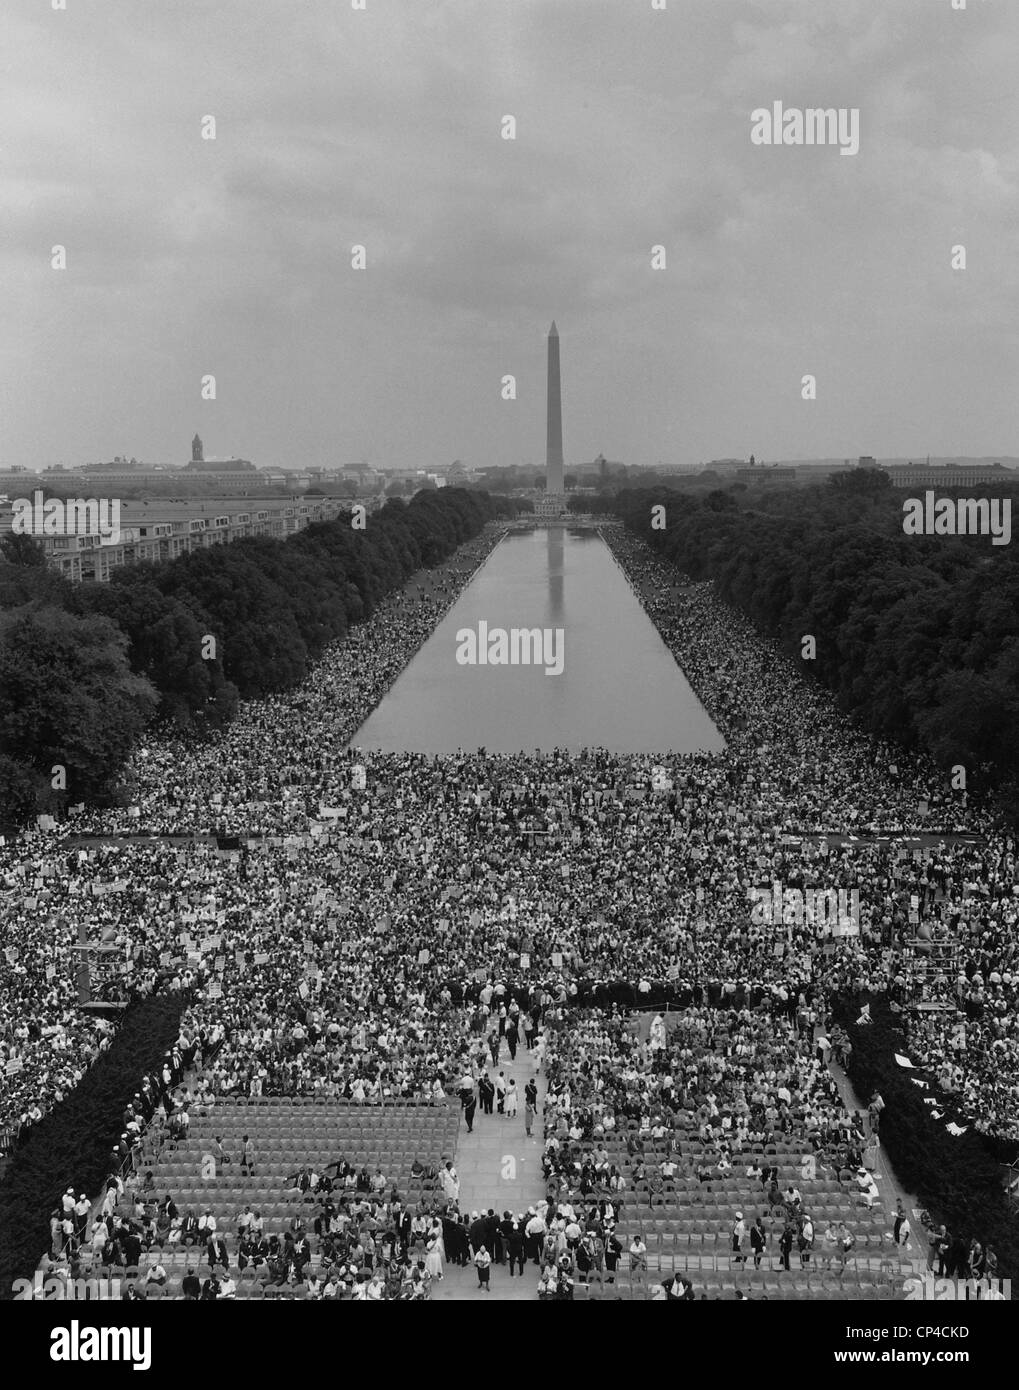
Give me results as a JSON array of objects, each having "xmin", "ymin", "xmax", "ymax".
[
  {"xmin": 0, "ymin": 993, "xmax": 187, "ymax": 1295},
  {"xmin": 613, "ymin": 470, "xmax": 1019, "ymax": 815},
  {"xmin": 834, "ymin": 994, "xmax": 1019, "ymax": 1283},
  {"xmin": 0, "ymin": 488, "xmax": 506, "ymax": 827}
]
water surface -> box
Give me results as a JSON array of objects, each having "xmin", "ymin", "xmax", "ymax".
[{"xmin": 351, "ymin": 529, "xmax": 724, "ymax": 755}]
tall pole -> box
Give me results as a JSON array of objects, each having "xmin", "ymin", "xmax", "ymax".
[{"xmin": 76, "ymin": 920, "xmax": 92, "ymax": 1005}]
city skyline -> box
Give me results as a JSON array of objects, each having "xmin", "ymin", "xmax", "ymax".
[{"xmin": 4, "ymin": 1, "xmax": 1018, "ymax": 474}]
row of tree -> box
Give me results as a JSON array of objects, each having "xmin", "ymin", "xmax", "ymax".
[
  {"xmin": 613, "ymin": 470, "xmax": 1019, "ymax": 815},
  {"xmin": 0, "ymin": 489, "xmax": 506, "ymax": 826}
]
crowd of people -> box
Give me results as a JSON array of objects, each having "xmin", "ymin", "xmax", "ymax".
[
  {"xmin": 3, "ymin": 514, "xmax": 1018, "ymax": 1299},
  {"xmin": 0, "ymin": 532, "xmax": 502, "ymax": 1144},
  {"xmin": 609, "ymin": 535, "xmax": 1018, "ymax": 1144},
  {"xmin": 536, "ymin": 1003, "xmax": 874, "ymax": 1281},
  {"xmin": 46, "ymin": 1170, "xmax": 468, "ymax": 1300}
]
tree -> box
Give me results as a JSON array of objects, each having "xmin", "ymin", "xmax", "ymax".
[
  {"xmin": 76, "ymin": 578, "xmax": 238, "ymax": 730},
  {"xmin": 0, "ymin": 754, "xmax": 50, "ymax": 827},
  {"xmin": 0, "ymin": 533, "xmax": 46, "ymax": 567},
  {"xmin": 607, "ymin": 476, "xmax": 1019, "ymax": 808},
  {"xmin": 829, "ymin": 467, "xmax": 892, "ymax": 496},
  {"xmin": 0, "ymin": 606, "xmax": 157, "ymax": 815},
  {"xmin": 0, "ymin": 488, "xmax": 502, "ymax": 824}
]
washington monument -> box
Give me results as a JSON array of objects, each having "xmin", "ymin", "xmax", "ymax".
[{"xmin": 546, "ymin": 320, "xmax": 563, "ymax": 494}]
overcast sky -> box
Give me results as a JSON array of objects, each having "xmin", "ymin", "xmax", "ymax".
[{"xmin": 3, "ymin": 0, "xmax": 1018, "ymax": 472}]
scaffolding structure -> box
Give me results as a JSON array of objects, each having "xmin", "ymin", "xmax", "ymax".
[
  {"xmin": 901, "ymin": 934, "xmax": 960, "ymax": 1009},
  {"xmin": 72, "ymin": 921, "xmax": 129, "ymax": 1012}
]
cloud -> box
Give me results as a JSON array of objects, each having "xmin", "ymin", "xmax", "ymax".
[{"xmin": 1, "ymin": 0, "xmax": 1018, "ymax": 470}]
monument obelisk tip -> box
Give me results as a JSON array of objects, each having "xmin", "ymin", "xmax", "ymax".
[{"xmin": 549, "ymin": 320, "xmax": 558, "ymax": 336}]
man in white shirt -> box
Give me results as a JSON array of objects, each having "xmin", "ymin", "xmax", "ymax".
[
  {"xmin": 439, "ymin": 1162, "xmax": 459, "ymax": 1203},
  {"xmin": 525, "ymin": 1211, "xmax": 547, "ymax": 1265},
  {"xmin": 74, "ymin": 1193, "xmax": 91, "ymax": 1236}
]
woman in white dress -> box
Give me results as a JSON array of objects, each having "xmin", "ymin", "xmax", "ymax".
[{"xmin": 424, "ymin": 1233, "xmax": 444, "ymax": 1281}]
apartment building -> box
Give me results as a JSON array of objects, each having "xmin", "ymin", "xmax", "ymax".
[{"xmin": 1, "ymin": 495, "xmax": 352, "ymax": 582}]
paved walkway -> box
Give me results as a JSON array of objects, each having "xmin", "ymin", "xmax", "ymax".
[{"xmin": 433, "ymin": 1038, "xmax": 545, "ymax": 1301}]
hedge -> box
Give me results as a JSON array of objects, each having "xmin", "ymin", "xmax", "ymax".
[
  {"xmin": 0, "ymin": 993, "xmax": 186, "ymax": 1297},
  {"xmin": 832, "ymin": 993, "xmax": 1019, "ymax": 1280}
]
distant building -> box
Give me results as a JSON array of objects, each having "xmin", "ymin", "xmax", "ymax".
[
  {"xmin": 66, "ymin": 462, "xmax": 171, "ymax": 482},
  {"xmin": 185, "ymin": 456, "xmax": 256, "ymax": 473},
  {"xmin": 735, "ymin": 465, "xmax": 797, "ymax": 485},
  {"xmin": 0, "ymin": 495, "xmax": 352, "ymax": 583},
  {"xmin": 858, "ymin": 456, "xmax": 877, "ymax": 468},
  {"xmin": 589, "ymin": 453, "xmax": 624, "ymax": 478},
  {"xmin": 882, "ymin": 462, "xmax": 1013, "ymax": 488},
  {"xmin": 45, "ymin": 461, "xmax": 268, "ymax": 496},
  {"xmin": 78, "ymin": 458, "xmax": 155, "ymax": 475},
  {"xmin": 259, "ymin": 468, "xmax": 291, "ymax": 488},
  {"xmin": 534, "ymin": 493, "xmax": 568, "ymax": 518}
]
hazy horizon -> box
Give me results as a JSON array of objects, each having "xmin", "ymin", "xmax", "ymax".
[{"xmin": 3, "ymin": 0, "xmax": 1017, "ymax": 472}]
